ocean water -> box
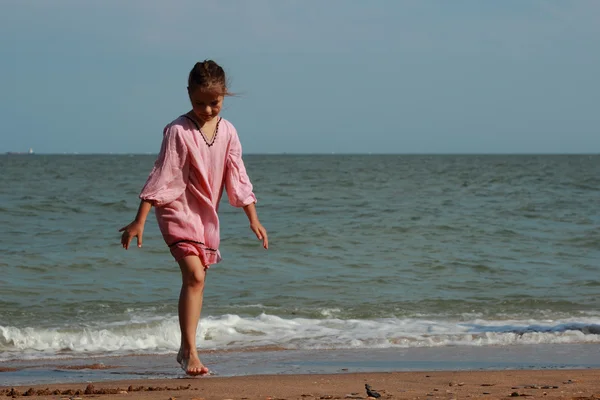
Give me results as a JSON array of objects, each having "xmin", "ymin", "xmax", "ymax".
[{"xmin": 1, "ymin": 154, "xmax": 599, "ymax": 368}]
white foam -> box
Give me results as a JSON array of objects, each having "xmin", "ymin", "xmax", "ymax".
[{"xmin": 1, "ymin": 313, "xmax": 599, "ymax": 361}]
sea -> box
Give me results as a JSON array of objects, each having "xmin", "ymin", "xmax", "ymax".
[{"xmin": 1, "ymin": 154, "xmax": 599, "ymax": 385}]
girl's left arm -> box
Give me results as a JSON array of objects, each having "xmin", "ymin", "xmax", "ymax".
[
  {"xmin": 243, "ymin": 202, "xmax": 268, "ymax": 249},
  {"xmin": 225, "ymin": 124, "xmax": 268, "ymax": 249}
]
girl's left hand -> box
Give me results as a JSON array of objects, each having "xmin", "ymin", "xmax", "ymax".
[{"xmin": 250, "ymin": 222, "xmax": 269, "ymax": 249}]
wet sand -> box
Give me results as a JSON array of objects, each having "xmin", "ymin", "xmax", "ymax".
[{"xmin": 2, "ymin": 369, "xmax": 600, "ymax": 399}]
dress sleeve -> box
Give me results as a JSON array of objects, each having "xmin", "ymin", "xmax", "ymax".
[
  {"xmin": 139, "ymin": 125, "xmax": 189, "ymax": 207},
  {"xmin": 225, "ymin": 125, "xmax": 257, "ymax": 207}
]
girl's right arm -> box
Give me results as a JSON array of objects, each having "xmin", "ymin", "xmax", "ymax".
[
  {"xmin": 119, "ymin": 200, "xmax": 152, "ymax": 249},
  {"xmin": 120, "ymin": 125, "xmax": 189, "ymax": 251}
]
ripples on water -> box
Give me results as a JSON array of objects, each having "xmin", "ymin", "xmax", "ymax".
[{"xmin": 0, "ymin": 154, "xmax": 599, "ymax": 357}]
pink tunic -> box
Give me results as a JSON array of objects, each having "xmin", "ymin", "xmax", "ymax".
[{"xmin": 139, "ymin": 115, "xmax": 256, "ymax": 266}]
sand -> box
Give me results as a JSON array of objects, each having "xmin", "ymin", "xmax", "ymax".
[{"xmin": 2, "ymin": 369, "xmax": 600, "ymax": 399}]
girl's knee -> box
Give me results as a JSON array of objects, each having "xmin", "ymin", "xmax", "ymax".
[
  {"xmin": 178, "ymin": 256, "xmax": 206, "ymax": 288},
  {"xmin": 183, "ymin": 269, "xmax": 205, "ymax": 288}
]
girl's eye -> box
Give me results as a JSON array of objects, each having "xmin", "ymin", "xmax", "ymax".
[{"xmin": 211, "ymin": 101, "xmax": 219, "ymax": 106}]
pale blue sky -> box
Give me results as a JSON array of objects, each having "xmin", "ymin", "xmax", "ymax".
[{"xmin": 1, "ymin": 0, "xmax": 599, "ymax": 154}]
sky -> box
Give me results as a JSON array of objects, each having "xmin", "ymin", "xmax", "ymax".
[{"xmin": 1, "ymin": 0, "xmax": 599, "ymax": 154}]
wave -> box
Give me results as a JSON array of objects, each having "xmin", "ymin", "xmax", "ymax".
[{"xmin": 1, "ymin": 313, "xmax": 600, "ymax": 361}]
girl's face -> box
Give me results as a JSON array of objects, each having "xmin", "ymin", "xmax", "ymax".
[{"xmin": 188, "ymin": 86, "xmax": 224, "ymax": 123}]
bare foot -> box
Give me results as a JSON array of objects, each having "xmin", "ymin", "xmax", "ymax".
[
  {"xmin": 177, "ymin": 348, "xmax": 209, "ymax": 376},
  {"xmin": 184, "ymin": 354, "xmax": 209, "ymax": 376}
]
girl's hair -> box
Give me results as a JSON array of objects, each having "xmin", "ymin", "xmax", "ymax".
[{"xmin": 188, "ymin": 60, "xmax": 230, "ymax": 95}]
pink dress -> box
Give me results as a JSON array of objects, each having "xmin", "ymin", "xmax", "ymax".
[{"xmin": 139, "ymin": 115, "xmax": 256, "ymax": 266}]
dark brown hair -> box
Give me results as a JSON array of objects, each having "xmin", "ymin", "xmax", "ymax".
[{"xmin": 187, "ymin": 60, "xmax": 230, "ymax": 95}]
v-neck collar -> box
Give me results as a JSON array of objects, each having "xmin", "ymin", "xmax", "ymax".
[{"xmin": 183, "ymin": 115, "xmax": 220, "ymax": 147}]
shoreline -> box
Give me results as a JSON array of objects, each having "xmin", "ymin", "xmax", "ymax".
[
  {"xmin": 2, "ymin": 370, "xmax": 600, "ymax": 399},
  {"xmin": 2, "ymin": 344, "xmax": 600, "ymax": 389}
]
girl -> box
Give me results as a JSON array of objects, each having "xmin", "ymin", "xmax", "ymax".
[{"xmin": 119, "ymin": 60, "xmax": 268, "ymax": 376}]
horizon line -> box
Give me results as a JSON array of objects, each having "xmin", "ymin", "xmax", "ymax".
[{"xmin": 2, "ymin": 152, "xmax": 599, "ymax": 156}]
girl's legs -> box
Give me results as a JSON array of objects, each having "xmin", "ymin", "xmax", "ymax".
[{"xmin": 177, "ymin": 255, "xmax": 209, "ymax": 375}]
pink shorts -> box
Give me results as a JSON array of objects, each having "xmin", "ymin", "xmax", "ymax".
[{"xmin": 169, "ymin": 241, "xmax": 220, "ymax": 267}]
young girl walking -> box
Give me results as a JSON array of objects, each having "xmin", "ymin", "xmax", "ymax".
[{"xmin": 119, "ymin": 60, "xmax": 268, "ymax": 376}]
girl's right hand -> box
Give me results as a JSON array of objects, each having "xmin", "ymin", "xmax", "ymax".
[{"xmin": 119, "ymin": 221, "xmax": 145, "ymax": 250}]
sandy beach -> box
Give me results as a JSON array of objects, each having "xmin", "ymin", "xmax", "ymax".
[{"xmin": 2, "ymin": 369, "xmax": 600, "ymax": 399}]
